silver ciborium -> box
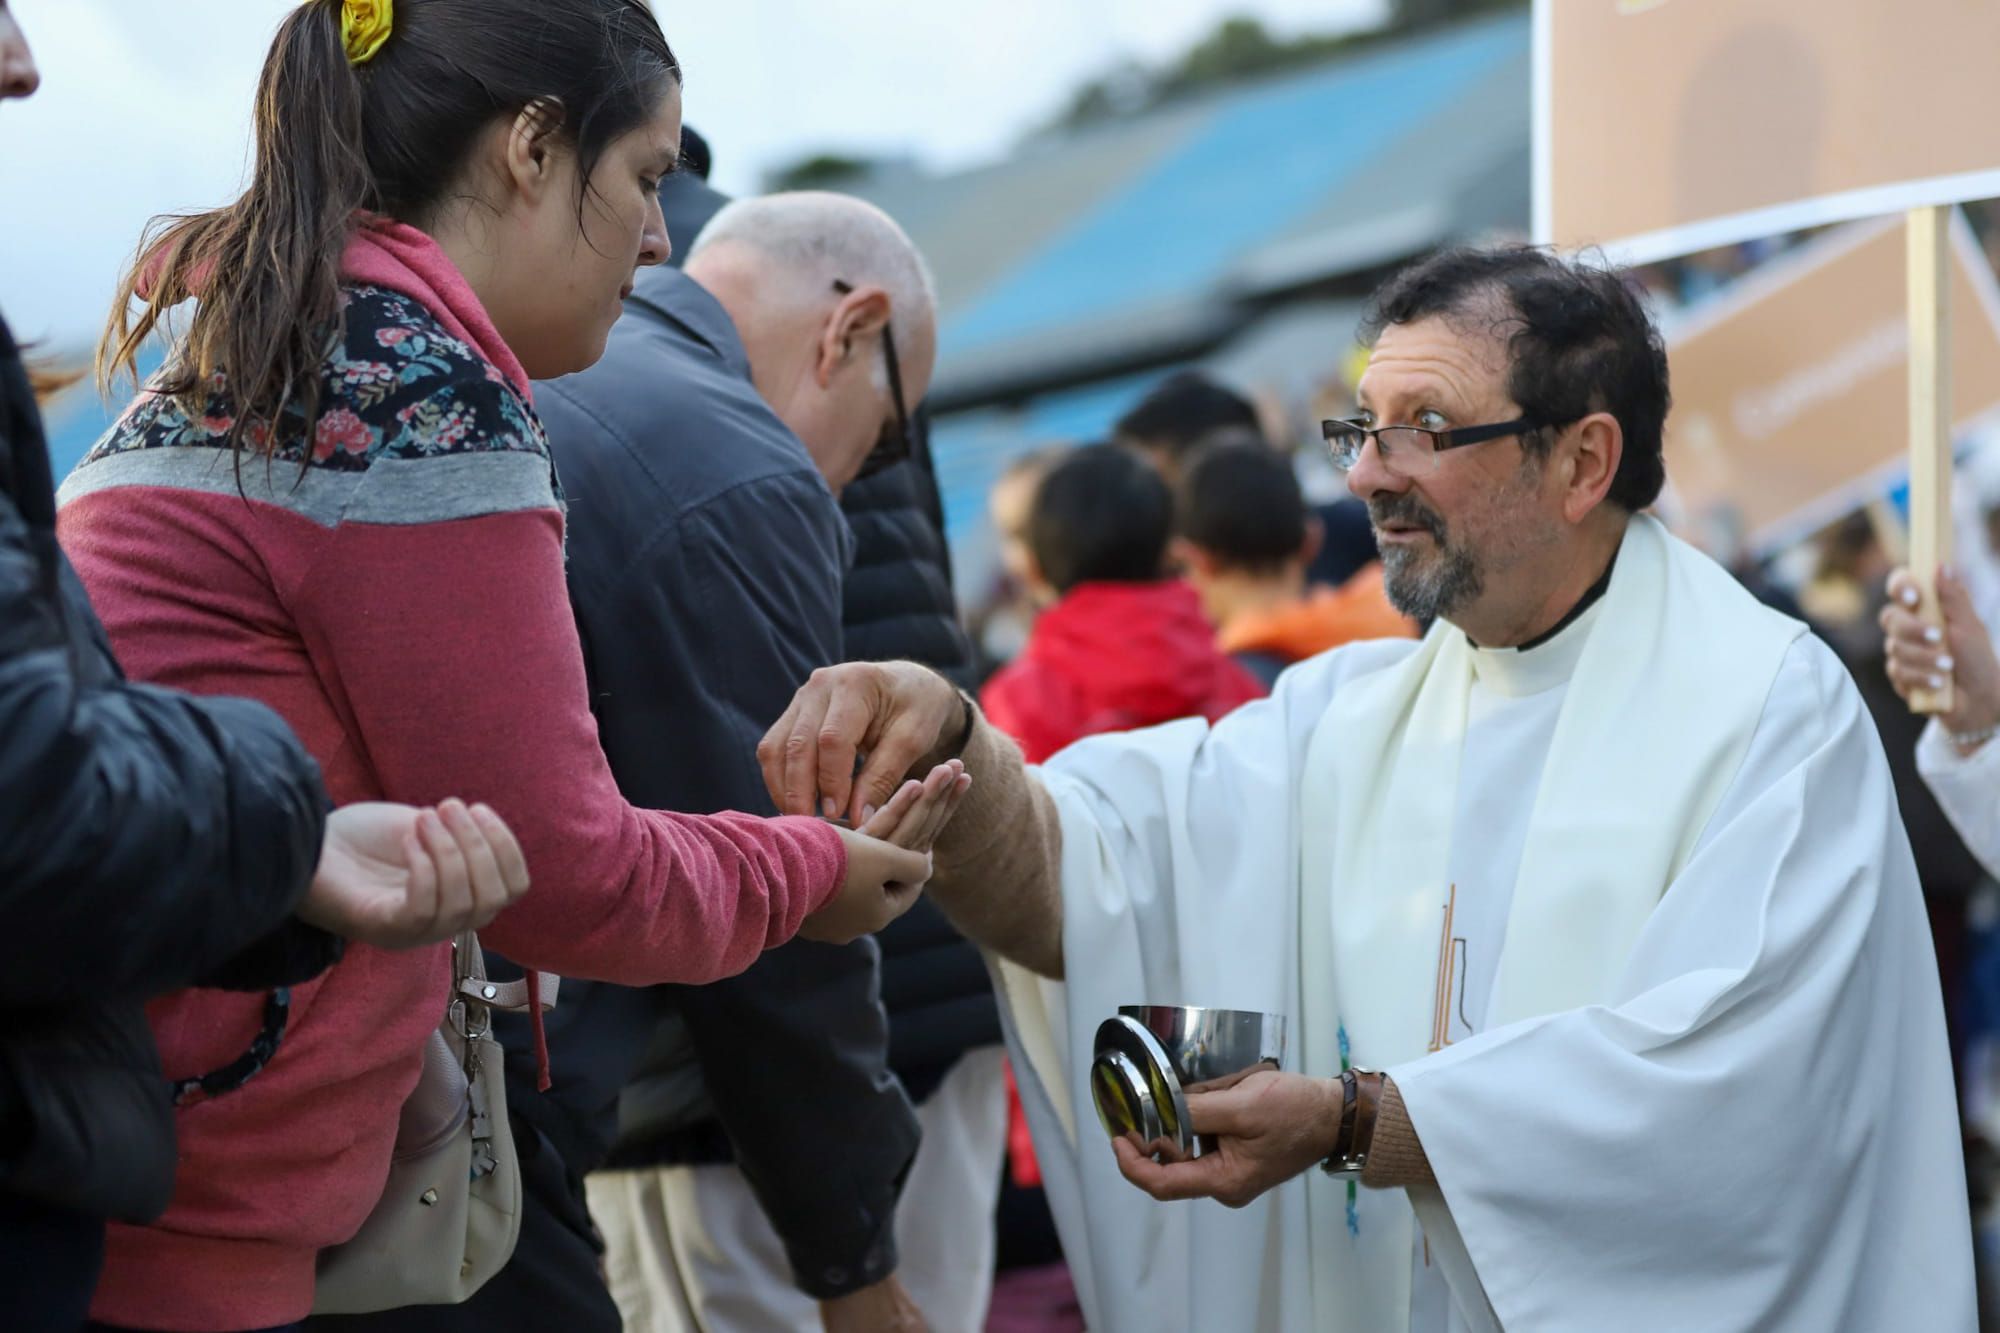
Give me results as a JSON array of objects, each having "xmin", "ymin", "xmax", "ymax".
[{"xmin": 1091, "ymin": 1005, "xmax": 1286, "ymax": 1159}]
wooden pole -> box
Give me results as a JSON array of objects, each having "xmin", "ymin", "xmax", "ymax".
[{"xmin": 1907, "ymin": 205, "xmax": 1954, "ymax": 716}]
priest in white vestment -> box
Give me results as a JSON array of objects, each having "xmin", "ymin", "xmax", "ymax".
[{"xmin": 761, "ymin": 246, "xmax": 1974, "ymax": 1331}]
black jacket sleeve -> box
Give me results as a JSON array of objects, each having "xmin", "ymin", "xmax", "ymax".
[
  {"xmin": 0, "ymin": 495, "xmax": 331, "ymax": 1009},
  {"xmin": 571, "ymin": 473, "xmax": 920, "ymax": 1298},
  {"xmin": 0, "ymin": 999, "xmax": 177, "ymax": 1221}
]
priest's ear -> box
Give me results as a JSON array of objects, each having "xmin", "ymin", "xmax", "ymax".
[{"xmin": 1555, "ymin": 411, "xmax": 1624, "ymax": 525}]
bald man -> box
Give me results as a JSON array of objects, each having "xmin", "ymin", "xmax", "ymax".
[{"xmin": 560, "ymin": 194, "xmax": 939, "ymax": 1333}]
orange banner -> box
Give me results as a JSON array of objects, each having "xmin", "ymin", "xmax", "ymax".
[
  {"xmin": 1536, "ymin": 0, "xmax": 2000, "ymax": 260},
  {"xmin": 1660, "ymin": 214, "xmax": 2000, "ymax": 552}
]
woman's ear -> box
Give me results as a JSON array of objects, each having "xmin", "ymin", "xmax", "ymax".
[{"xmin": 503, "ymin": 98, "xmax": 567, "ymax": 204}]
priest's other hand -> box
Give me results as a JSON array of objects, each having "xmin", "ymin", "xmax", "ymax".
[
  {"xmin": 301, "ymin": 799, "xmax": 532, "ymax": 949},
  {"xmin": 1111, "ymin": 1070, "xmax": 1343, "ymax": 1209},
  {"xmin": 1883, "ymin": 565, "xmax": 2000, "ymax": 741},
  {"xmin": 760, "ymin": 660, "xmax": 964, "ymax": 825}
]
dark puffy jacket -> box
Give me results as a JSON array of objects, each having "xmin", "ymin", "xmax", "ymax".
[
  {"xmin": 841, "ymin": 430, "xmax": 974, "ymax": 687},
  {"xmin": 660, "ymin": 159, "xmax": 1002, "ymax": 1108},
  {"xmin": 0, "ymin": 317, "xmax": 335, "ymax": 1318},
  {"xmin": 512, "ymin": 267, "xmax": 920, "ymax": 1300},
  {"xmin": 840, "ymin": 429, "xmax": 1004, "ymax": 1104}
]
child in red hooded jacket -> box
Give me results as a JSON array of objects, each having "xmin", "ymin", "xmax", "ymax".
[{"xmin": 981, "ymin": 442, "xmax": 1264, "ymax": 764}]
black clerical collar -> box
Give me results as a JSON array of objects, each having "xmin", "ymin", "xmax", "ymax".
[
  {"xmin": 1502, "ymin": 548, "xmax": 1620, "ymax": 654},
  {"xmin": 1515, "ymin": 550, "xmax": 1619, "ymax": 652}
]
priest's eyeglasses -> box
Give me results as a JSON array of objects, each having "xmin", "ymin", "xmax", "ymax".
[{"xmin": 1321, "ymin": 416, "xmax": 1543, "ymax": 477}]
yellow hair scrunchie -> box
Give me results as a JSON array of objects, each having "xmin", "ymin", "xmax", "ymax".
[{"xmin": 339, "ymin": 0, "xmax": 392, "ymax": 66}]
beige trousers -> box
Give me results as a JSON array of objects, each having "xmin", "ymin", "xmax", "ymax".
[{"xmin": 587, "ymin": 1047, "xmax": 1008, "ymax": 1332}]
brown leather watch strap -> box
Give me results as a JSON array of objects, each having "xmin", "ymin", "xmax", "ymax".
[
  {"xmin": 1351, "ymin": 1070, "xmax": 1386, "ymax": 1160},
  {"xmin": 1336, "ymin": 1069, "xmax": 1359, "ymax": 1157}
]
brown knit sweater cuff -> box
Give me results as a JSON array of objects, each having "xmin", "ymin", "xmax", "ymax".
[
  {"xmin": 932, "ymin": 708, "xmax": 1034, "ymax": 876},
  {"xmin": 1359, "ymin": 1077, "xmax": 1435, "ymax": 1190}
]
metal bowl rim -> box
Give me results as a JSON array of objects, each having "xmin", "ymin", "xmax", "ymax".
[{"xmin": 1093, "ymin": 1015, "xmax": 1193, "ymax": 1155}]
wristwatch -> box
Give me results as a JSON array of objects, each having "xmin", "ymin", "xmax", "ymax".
[{"xmin": 1321, "ymin": 1067, "xmax": 1384, "ymax": 1178}]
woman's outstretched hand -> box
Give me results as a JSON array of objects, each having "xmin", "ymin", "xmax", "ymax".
[
  {"xmin": 301, "ymin": 798, "xmax": 531, "ymax": 949},
  {"xmin": 800, "ymin": 761, "xmax": 971, "ymax": 944}
]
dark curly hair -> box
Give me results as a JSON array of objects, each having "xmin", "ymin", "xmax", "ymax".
[{"xmin": 1359, "ymin": 246, "xmax": 1670, "ymax": 511}]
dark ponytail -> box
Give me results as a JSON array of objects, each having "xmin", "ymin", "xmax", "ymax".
[
  {"xmin": 98, "ymin": 0, "xmax": 679, "ymax": 459},
  {"xmin": 100, "ymin": 2, "xmax": 367, "ymax": 458}
]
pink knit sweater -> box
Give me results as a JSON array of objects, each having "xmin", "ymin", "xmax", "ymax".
[{"xmin": 57, "ymin": 222, "xmax": 845, "ymax": 1330}]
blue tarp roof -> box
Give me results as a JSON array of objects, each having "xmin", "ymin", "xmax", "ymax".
[
  {"xmin": 940, "ymin": 16, "xmax": 1527, "ymax": 360},
  {"xmin": 864, "ymin": 13, "xmax": 1535, "ymax": 592}
]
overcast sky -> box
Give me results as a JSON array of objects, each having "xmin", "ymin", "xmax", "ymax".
[{"xmin": 0, "ymin": 0, "xmax": 1383, "ymax": 348}]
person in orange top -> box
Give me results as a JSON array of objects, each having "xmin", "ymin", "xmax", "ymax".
[{"xmin": 1174, "ymin": 442, "xmax": 1416, "ymax": 687}]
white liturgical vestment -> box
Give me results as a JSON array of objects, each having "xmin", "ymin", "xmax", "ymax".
[{"xmin": 990, "ymin": 515, "xmax": 1973, "ymax": 1332}]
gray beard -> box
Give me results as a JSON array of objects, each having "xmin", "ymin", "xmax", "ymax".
[{"xmin": 1381, "ymin": 538, "xmax": 1482, "ymax": 623}]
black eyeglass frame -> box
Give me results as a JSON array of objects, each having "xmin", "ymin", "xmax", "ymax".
[
  {"xmin": 1319, "ymin": 415, "xmax": 1549, "ymax": 471},
  {"xmin": 832, "ymin": 279, "xmax": 913, "ymax": 481}
]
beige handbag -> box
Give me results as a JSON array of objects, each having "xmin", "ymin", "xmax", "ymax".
[{"xmin": 312, "ymin": 932, "xmax": 556, "ymax": 1314}]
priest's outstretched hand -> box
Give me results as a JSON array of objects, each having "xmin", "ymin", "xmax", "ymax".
[{"xmin": 760, "ymin": 660, "xmax": 966, "ymax": 825}]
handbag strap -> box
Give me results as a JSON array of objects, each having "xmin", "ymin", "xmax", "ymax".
[
  {"xmin": 450, "ymin": 932, "xmax": 560, "ymax": 1092},
  {"xmin": 451, "ymin": 931, "xmax": 558, "ymax": 1015},
  {"xmin": 456, "ymin": 972, "xmax": 560, "ymax": 1014}
]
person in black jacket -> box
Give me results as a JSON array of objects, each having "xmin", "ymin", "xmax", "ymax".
[
  {"xmin": 0, "ymin": 14, "xmax": 532, "ymax": 1328},
  {"xmin": 658, "ymin": 148, "xmax": 1009, "ymax": 1328},
  {"xmin": 561, "ymin": 191, "xmax": 941, "ymax": 1332},
  {"xmin": 671, "ymin": 154, "xmax": 1007, "ymax": 1327}
]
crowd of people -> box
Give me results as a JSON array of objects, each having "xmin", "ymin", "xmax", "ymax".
[{"xmin": 2, "ymin": 2, "xmax": 1994, "ymax": 1331}]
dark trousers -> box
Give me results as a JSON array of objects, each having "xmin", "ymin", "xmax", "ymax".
[
  {"xmin": 1, "ymin": 1192, "xmax": 103, "ymax": 1333},
  {"xmin": 306, "ymin": 1118, "xmax": 621, "ymax": 1333}
]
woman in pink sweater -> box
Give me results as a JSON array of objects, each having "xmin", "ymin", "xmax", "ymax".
[{"xmin": 55, "ymin": 3, "xmax": 957, "ymax": 1328}]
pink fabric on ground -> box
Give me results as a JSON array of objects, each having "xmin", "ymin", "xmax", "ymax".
[{"xmin": 986, "ymin": 1261, "xmax": 1088, "ymax": 1333}]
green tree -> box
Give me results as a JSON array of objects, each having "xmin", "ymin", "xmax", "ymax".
[
  {"xmin": 766, "ymin": 152, "xmax": 877, "ymax": 193},
  {"xmin": 1390, "ymin": 0, "xmax": 1522, "ymax": 31},
  {"xmin": 1040, "ymin": 4, "xmax": 1524, "ymax": 137}
]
